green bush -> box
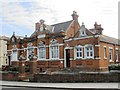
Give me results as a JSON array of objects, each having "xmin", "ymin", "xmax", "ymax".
[
  {"xmin": 25, "ymin": 65, "xmax": 30, "ymax": 72},
  {"xmin": 108, "ymin": 64, "xmax": 120, "ymax": 71},
  {"xmin": 9, "ymin": 67, "xmax": 19, "ymax": 72}
]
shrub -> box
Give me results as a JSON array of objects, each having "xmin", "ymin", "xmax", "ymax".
[
  {"xmin": 8, "ymin": 67, "xmax": 19, "ymax": 72},
  {"xmin": 25, "ymin": 65, "xmax": 30, "ymax": 72},
  {"xmin": 108, "ymin": 64, "xmax": 120, "ymax": 71}
]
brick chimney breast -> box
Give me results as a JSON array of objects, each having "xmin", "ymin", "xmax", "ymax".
[
  {"xmin": 71, "ymin": 11, "xmax": 79, "ymax": 21},
  {"xmin": 94, "ymin": 22, "xmax": 103, "ymax": 35}
]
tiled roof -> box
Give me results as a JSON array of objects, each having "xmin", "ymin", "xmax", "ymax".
[
  {"xmin": 30, "ymin": 20, "xmax": 73, "ymax": 37},
  {"xmin": 99, "ymin": 35, "xmax": 120, "ymax": 45},
  {"xmin": 88, "ymin": 29, "xmax": 96, "ymax": 34},
  {"xmin": 51, "ymin": 20, "xmax": 73, "ymax": 32}
]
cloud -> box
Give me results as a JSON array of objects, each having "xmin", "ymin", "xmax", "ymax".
[{"xmin": 0, "ymin": 0, "xmax": 119, "ymax": 38}]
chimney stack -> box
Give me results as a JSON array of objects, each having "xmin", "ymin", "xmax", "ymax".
[
  {"xmin": 94, "ymin": 22, "xmax": 103, "ymax": 35},
  {"xmin": 71, "ymin": 11, "xmax": 79, "ymax": 21}
]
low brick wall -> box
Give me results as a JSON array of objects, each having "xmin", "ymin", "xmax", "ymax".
[
  {"xmin": 30, "ymin": 72, "xmax": 120, "ymax": 83},
  {"xmin": 1, "ymin": 72, "xmax": 19, "ymax": 81}
]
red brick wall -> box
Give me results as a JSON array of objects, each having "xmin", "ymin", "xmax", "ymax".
[{"xmin": 99, "ymin": 41, "xmax": 120, "ymax": 69}]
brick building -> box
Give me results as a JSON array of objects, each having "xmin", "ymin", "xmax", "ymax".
[
  {"xmin": 7, "ymin": 11, "xmax": 120, "ymax": 72},
  {"xmin": 0, "ymin": 36, "xmax": 9, "ymax": 67}
]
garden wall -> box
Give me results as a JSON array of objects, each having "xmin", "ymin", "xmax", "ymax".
[
  {"xmin": 30, "ymin": 72, "xmax": 120, "ymax": 83},
  {"xmin": 1, "ymin": 72, "xmax": 19, "ymax": 81}
]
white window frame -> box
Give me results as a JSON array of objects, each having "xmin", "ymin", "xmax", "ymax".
[
  {"xmin": 80, "ymin": 30, "xmax": 86, "ymax": 37},
  {"xmin": 115, "ymin": 49, "xmax": 119, "ymax": 62},
  {"xmin": 109, "ymin": 48, "xmax": 113, "ymax": 62},
  {"xmin": 84, "ymin": 44, "xmax": 94, "ymax": 59},
  {"xmin": 74, "ymin": 45, "xmax": 83, "ymax": 59},
  {"xmin": 12, "ymin": 49, "xmax": 18, "ymax": 61},
  {"xmin": 38, "ymin": 46, "xmax": 46, "ymax": 60},
  {"xmin": 27, "ymin": 43, "xmax": 34, "ymax": 60},
  {"xmin": 50, "ymin": 44, "xmax": 59, "ymax": 60},
  {"xmin": 103, "ymin": 47, "xmax": 107, "ymax": 59},
  {"xmin": 49, "ymin": 39, "xmax": 59, "ymax": 60}
]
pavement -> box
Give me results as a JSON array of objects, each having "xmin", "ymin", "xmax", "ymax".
[{"xmin": 1, "ymin": 81, "xmax": 120, "ymax": 89}]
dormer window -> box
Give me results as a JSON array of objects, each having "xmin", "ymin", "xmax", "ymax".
[
  {"xmin": 80, "ymin": 22, "xmax": 86, "ymax": 37},
  {"xmin": 80, "ymin": 30, "xmax": 86, "ymax": 36}
]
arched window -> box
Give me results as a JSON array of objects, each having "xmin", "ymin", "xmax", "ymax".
[
  {"xmin": 74, "ymin": 45, "xmax": 83, "ymax": 59},
  {"xmin": 38, "ymin": 41, "xmax": 46, "ymax": 60},
  {"xmin": 50, "ymin": 39, "xmax": 59, "ymax": 59},
  {"xmin": 84, "ymin": 44, "xmax": 94, "ymax": 59},
  {"xmin": 27, "ymin": 43, "xmax": 34, "ymax": 60}
]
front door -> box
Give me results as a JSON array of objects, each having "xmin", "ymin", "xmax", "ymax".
[
  {"xmin": 66, "ymin": 49, "xmax": 70, "ymax": 68},
  {"xmin": 8, "ymin": 56, "xmax": 11, "ymax": 66}
]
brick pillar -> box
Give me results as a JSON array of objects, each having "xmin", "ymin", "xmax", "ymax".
[
  {"xmin": 29, "ymin": 59, "xmax": 37, "ymax": 75},
  {"xmin": 19, "ymin": 61, "xmax": 26, "ymax": 80}
]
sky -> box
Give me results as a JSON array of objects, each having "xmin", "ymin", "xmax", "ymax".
[{"xmin": 0, "ymin": 0, "xmax": 119, "ymax": 38}]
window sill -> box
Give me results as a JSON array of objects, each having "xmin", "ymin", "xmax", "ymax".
[
  {"xmin": 109, "ymin": 60, "xmax": 114, "ymax": 62},
  {"xmin": 83, "ymin": 58, "xmax": 94, "ymax": 60},
  {"xmin": 95, "ymin": 57, "xmax": 101, "ymax": 59},
  {"xmin": 104, "ymin": 58, "xmax": 107, "ymax": 60},
  {"xmin": 76, "ymin": 58, "xmax": 83, "ymax": 60}
]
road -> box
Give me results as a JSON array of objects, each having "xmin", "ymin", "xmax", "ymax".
[
  {"xmin": 1, "ymin": 86, "xmax": 119, "ymax": 90},
  {"xmin": 2, "ymin": 86, "xmax": 67, "ymax": 90}
]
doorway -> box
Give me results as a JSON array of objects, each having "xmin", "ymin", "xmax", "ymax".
[
  {"xmin": 65, "ymin": 49, "xmax": 70, "ymax": 68},
  {"xmin": 8, "ymin": 55, "xmax": 11, "ymax": 66}
]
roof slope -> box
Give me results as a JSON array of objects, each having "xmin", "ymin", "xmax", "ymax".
[
  {"xmin": 30, "ymin": 20, "xmax": 73, "ymax": 37},
  {"xmin": 51, "ymin": 20, "xmax": 73, "ymax": 32},
  {"xmin": 99, "ymin": 35, "xmax": 120, "ymax": 45}
]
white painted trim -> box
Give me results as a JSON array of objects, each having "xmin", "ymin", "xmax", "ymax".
[
  {"xmin": 103, "ymin": 46, "xmax": 106, "ymax": 47},
  {"xmin": 109, "ymin": 47, "xmax": 113, "ymax": 49},
  {"xmin": 95, "ymin": 57, "xmax": 101, "ymax": 59},
  {"xmin": 115, "ymin": 48, "xmax": 118, "ymax": 50},
  {"xmin": 7, "ymin": 50, "xmax": 12, "ymax": 51},
  {"xmin": 46, "ymin": 45, "xmax": 49, "ymax": 47},
  {"xmin": 104, "ymin": 58, "xmax": 107, "ymax": 60},
  {"xmin": 58, "ymin": 43, "xmax": 64, "ymax": 46},
  {"xmin": 40, "ymin": 59, "xmax": 64, "ymax": 61},
  {"xmin": 99, "ymin": 67, "xmax": 108, "ymax": 69},
  {"xmin": 109, "ymin": 60, "xmax": 113, "ymax": 62},
  {"xmin": 95, "ymin": 45, "xmax": 100, "ymax": 47},
  {"xmin": 65, "ymin": 35, "xmax": 99, "ymax": 42},
  {"xmin": 64, "ymin": 49, "xmax": 66, "ymax": 68}
]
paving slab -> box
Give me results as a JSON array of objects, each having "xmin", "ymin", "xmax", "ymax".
[{"xmin": 1, "ymin": 81, "xmax": 120, "ymax": 89}]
